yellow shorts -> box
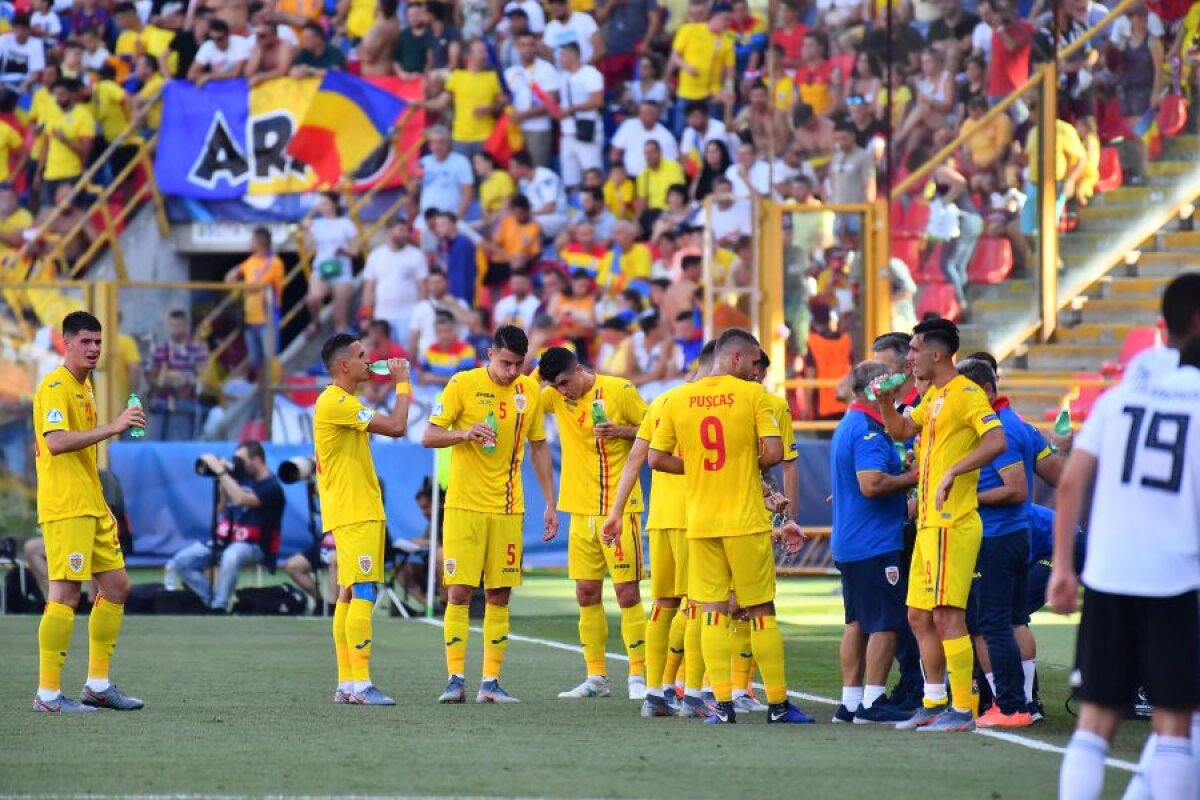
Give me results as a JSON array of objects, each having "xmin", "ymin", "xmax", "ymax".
[
  {"xmin": 44, "ymin": 514, "xmax": 123, "ymax": 582},
  {"xmin": 568, "ymin": 513, "xmax": 644, "ymax": 584},
  {"xmin": 688, "ymin": 533, "xmax": 775, "ymax": 607},
  {"xmin": 908, "ymin": 513, "xmax": 983, "ymax": 611},
  {"xmin": 333, "ymin": 520, "xmax": 385, "ymax": 586},
  {"xmin": 649, "ymin": 527, "xmax": 688, "ymax": 599},
  {"xmin": 443, "ymin": 508, "xmax": 524, "ymax": 589}
]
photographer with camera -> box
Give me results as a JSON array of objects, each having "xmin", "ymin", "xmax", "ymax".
[{"xmin": 166, "ymin": 440, "xmax": 285, "ymax": 612}]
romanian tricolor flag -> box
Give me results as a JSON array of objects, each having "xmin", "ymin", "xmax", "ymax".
[
  {"xmin": 483, "ymin": 109, "xmax": 525, "ymax": 168},
  {"xmin": 287, "ymin": 71, "xmax": 407, "ymax": 188}
]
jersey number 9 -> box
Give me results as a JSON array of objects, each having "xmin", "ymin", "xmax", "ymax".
[{"xmin": 700, "ymin": 416, "xmax": 726, "ymax": 472}]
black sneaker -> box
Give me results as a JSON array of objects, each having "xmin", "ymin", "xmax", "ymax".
[{"xmin": 704, "ymin": 700, "xmax": 736, "ymax": 724}]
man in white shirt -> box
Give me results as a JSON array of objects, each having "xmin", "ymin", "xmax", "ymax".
[
  {"xmin": 678, "ymin": 101, "xmax": 733, "ymax": 169},
  {"xmin": 504, "ymin": 31, "xmax": 560, "ymax": 168},
  {"xmin": 0, "ymin": 14, "xmax": 46, "ymax": 92},
  {"xmin": 79, "ymin": 26, "xmax": 112, "ymax": 72},
  {"xmin": 610, "ymin": 99, "xmax": 678, "ymax": 177},
  {"xmin": 541, "ymin": 0, "xmax": 602, "ymax": 65},
  {"xmin": 417, "ymin": 126, "xmax": 475, "ymax": 219},
  {"xmin": 407, "ymin": 268, "xmax": 471, "ymax": 358},
  {"xmin": 503, "ymin": 0, "xmax": 546, "ymax": 33},
  {"xmin": 512, "ymin": 146, "xmax": 570, "ymax": 239},
  {"xmin": 188, "ymin": 19, "xmax": 251, "ymax": 86},
  {"xmin": 491, "ymin": 271, "xmax": 541, "ymax": 331},
  {"xmin": 724, "ymin": 141, "xmax": 771, "ymax": 199},
  {"xmin": 555, "ymin": 42, "xmax": 604, "ymax": 191},
  {"xmin": 362, "ymin": 218, "xmax": 429, "ymax": 343},
  {"xmin": 771, "ymin": 143, "xmax": 820, "ymax": 200},
  {"xmin": 708, "ymin": 176, "xmax": 753, "ymax": 244}
]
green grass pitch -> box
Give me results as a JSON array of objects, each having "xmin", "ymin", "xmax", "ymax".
[{"xmin": 0, "ymin": 576, "xmax": 1150, "ymax": 798}]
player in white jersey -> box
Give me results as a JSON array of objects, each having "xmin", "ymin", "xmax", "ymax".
[
  {"xmin": 1121, "ymin": 273, "xmax": 1200, "ymax": 384},
  {"xmin": 1049, "ymin": 334, "xmax": 1200, "ymax": 800}
]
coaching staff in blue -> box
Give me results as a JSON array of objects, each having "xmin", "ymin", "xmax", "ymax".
[{"xmin": 830, "ymin": 361, "xmax": 918, "ymax": 724}]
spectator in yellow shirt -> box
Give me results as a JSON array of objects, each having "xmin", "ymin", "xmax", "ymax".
[
  {"xmin": 633, "ymin": 140, "xmax": 685, "ymax": 236},
  {"xmin": 130, "ymin": 54, "xmax": 165, "ymax": 131},
  {"xmin": 37, "ymin": 78, "xmax": 94, "ymax": 208},
  {"xmin": 473, "ymin": 150, "xmax": 517, "ymax": 227},
  {"xmin": 597, "ymin": 220, "xmax": 652, "ymax": 292},
  {"xmin": 958, "ymin": 95, "xmax": 1012, "ymax": 172},
  {"xmin": 1020, "ymin": 101, "xmax": 1086, "ymax": 235},
  {"xmin": 602, "ymin": 163, "xmax": 635, "ymax": 220},
  {"xmin": 0, "ymin": 114, "xmax": 26, "ymax": 186},
  {"xmin": 667, "ymin": 3, "xmax": 734, "ymax": 134},
  {"xmin": 225, "ymin": 226, "xmax": 285, "ymax": 374},
  {"xmin": 430, "ymin": 38, "xmax": 507, "ymax": 159}
]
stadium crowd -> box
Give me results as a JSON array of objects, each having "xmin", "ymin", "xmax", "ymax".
[{"xmin": 0, "ymin": 0, "xmax": 1189, "ymax": 427}]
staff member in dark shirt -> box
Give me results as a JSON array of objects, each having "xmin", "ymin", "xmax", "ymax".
[
  {"xmin": 167, "ymin": 440, "xmax": 286, "ymax": 611},
  {"xmin": 829, "ymin": 360, "xmax": 918, "ymax": 724}
]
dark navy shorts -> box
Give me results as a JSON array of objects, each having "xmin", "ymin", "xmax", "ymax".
[
  {"xmin": 1025, "ymin": 558, "xmax": 1051, "ymax": 618},
  {"xmin": 837, "ymin": 551, "xmax": 907, "ymax": 635}
]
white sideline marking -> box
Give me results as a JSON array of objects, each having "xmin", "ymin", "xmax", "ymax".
[{"xmin": 417, "ymin": 618, "xmax": 1138, "ymax": 773}]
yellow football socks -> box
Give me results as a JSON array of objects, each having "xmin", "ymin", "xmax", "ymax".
[
  {"xmin": 645, "ymin": 604, "xmax": 672, "ymax": 690},
  {"xmin": 579, "ymin": 604, "xmax": 608, "ymax": 677},
  {"xmin": 729, "ymin": 618, "xmax": 752, "ymax": 693},
  {"xmin": 944, "ymin": 635, "xmax": 975, "ymax": 714},
  {"xmin": 750, "ymin": 615, "xmax": 788, "ymax": 704},
  {"xmin": 38, "ymin": 601, "xmax": 75, "ymax": 693},
  {"xmin": 332, "ymin": 600, "xmax": 352, "ymax": 684},
  {"xmin": 684, "ymin": 605, "xmax": 705, "ymax": 692},
  {"xmin": 620, "ymin": 603, "xmax": 647, "ymax": 678},
  {"xmin": 87, "ymin": 596, "xmax": 124, "ymax": 683},
  {"xmin": 482, "ymin": 603, "xmax": 510, "ymax": 679},
  {"xmin": 663, "ymin": 607, "xmax": 687, "ymax": 690},
  {"xmin": 444, "ymin": 602, "xmax": 470, "ymax": 677},
  {"xmin": 345, "ymin": 598, "xmax": 373, "ymax": 684},
  {"xmin": 700, "ymin": 610, "xmax": 732, "ymax": 702}
]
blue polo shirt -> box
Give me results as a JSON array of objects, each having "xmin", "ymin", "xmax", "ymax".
[
  {"xmin": 1028, "ymin": 503, "xmax": 1054, "ymax": 564},
  {"xmin": 830, "ymin": 404, "xmax": 908, "ymax": 563},
  {"xmin": 977, "ymin": 399, "xmax": 1051, "ymax": 538}
]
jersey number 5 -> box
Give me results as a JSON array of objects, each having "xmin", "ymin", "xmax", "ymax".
[
  {"xmin": 700, "ymin": 416, "xmax": 726, "ymax": 471},
  {"xmin": 1120, "ymin": 405, "xmax": 1190, "ymax": 493}
]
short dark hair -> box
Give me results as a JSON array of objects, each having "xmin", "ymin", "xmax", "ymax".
[
  {"xmin": 715, "ymin": 327, "xmax": 760, "ymax": 353},
  {"xmin": 697, "ymin": 339, "xmax": 717, "ymax": 369},
  {"xmin": 675, "ymin": 309, "xmax": 695, "ymax": 323},
  {"xmin": 756, "ymin": 349, "xmax": 770, "ymax": 369},
  {"xmin": 851, "ymin": 360, "xmax": 889, "ymax": 395},
  {"xmin": 913, "ymin": 317, "xmax": 960, "ymax": 355},
  {"xmin": 560, "ymin": 41, "xmax": 581, "ymax": 57},
  {"xmin": 321, "ymin": 332, "xmax": 358, "ymax": 370},
  {"xmin": 434, "ymin": 310, "xmax": 456, "ymax": 326},
  {"xmin": 957, "ymin": 358, "xmax": 998, "ymax": 393},
  {"xmin": 301, "ymin": 20, "xmax": 322, "ymax": 36},
  {"xmin": 63, "ymin": 311, "xmax": 101, "ymax": 337},
  {"xmin": 681, "ymin": 255, "xmax": 702, "ymax": 272},
  {"xmin": 368, "ymin": 319, "xmax": 391, "ymax": 336},
  {"xmin": 167, "ymin": 309, "xmax": 188, "ymax": 322},
  {"xmin": 538, "ymin": 346, "xmax": 578, "ymax": 383},
  {"xmin": 1162, "ymin": 273, "xmax": 1200, "ymax": 340},
  {"xmin": 871, "ymin": 332, "xmax": 911, "ymax": 359},
  {"xmin": 210, "ymin": 18, "xmax": 230, "ymax": 34},
  {"xmin": 427, "ymin": 267, "xmax": 447, "ymax": 280},
  {"xmin": 965, "ymin": 350, "xmax": 998, "ymax": 373},
  {"xmin": 492, "ymin": 324, "xmax": 529, "ymax": 356},
  {"xmin": 237, "ymin": 439, "xmax": 266, "ymax": 463},
  {"xmin": 252, "ymin": 226, "xmax": 271, "ymax": 248},
  {"xmin": 1180, "ymin": 332, "xmax": 1200, "ymax": 369},
  {"xmin": 140, "ymin": 53, "xmax": 159, "ymax": 72},
  {"xmin": 511, "ymin": 194, "xmax": 531, "ymax": 211},
  {"xmin": 685, "ymin": 100, "xmax": 709, "ymax": 117}
]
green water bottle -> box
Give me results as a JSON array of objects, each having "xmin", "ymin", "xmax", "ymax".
[
  {"xmin": 591, "ymin": 399, "xmax": 607, "ymax": 426},
  {"xmin": 866, "ymin": 373, "xmax": 907, "ymax": 402},
  {"xmin": 894, "ymin": 441, "xmax": 908, "ymax": 463},
  {"xmin": 482, "ymin": 410, "xmax": 498, "ymax": 455},
  {"xmin": 1054, "ymin": 407, "xmax": 1072, "ymax": 437},
  {"xmin": 127, "ymin": 393, "xmax": 145, "ymax": 439},
  {"xmin": 367, "ymin": 359, "xmax": 390, "ymax": 375}
]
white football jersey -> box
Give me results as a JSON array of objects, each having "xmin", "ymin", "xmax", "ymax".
[
  {"xmin": 1076, "ymin": 363, "xmax": 1200, "ymax": 597},
  {"xmin": 1122, "ymin": 345, "xmax": 1179, "ymax": 385}
]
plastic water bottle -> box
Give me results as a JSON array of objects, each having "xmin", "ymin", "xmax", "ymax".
[
  {"xmin": 865, "ymin": 373, "xmax": 907, "ymax": 402},
  {"xmin": 1054, "ymin": 408, "xmax": 1072, "ymax": 437},
  {"xmin": 367, "ymin": 360, "xmax": 391, "ymax": 375},
  {"xmin": 482, "ymin": 410, "xmax": 498, "ymax": 455},
  {"xmin": 591, "ymin": 399, "xmax": 607, "ymax": 426},
  {"xmin": 127, "ymin": 393, "xmax": 145, "ymax": 438},
  {"xmin": 163, "ymin": 564, "xmax": 178, "ymax": 591}
]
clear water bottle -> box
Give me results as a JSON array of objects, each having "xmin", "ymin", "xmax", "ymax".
[
  {"xmin": 127, "ymin": 393, "xmax": 145, "ymax": 439},
  {"xmin": 164, "ymin": 563, "xmax": 178, "ymax": 591}
]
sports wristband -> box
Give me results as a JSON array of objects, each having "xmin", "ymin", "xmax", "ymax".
[{"xmin": 395, "ymin": 382, "xmax": 411, "ymax": 396}]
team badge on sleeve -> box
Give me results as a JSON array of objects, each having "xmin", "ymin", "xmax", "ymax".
[
  {"xmin": 46, "ymin": 409, "xmax": 63, "ymax": 424},
  {"xmin": 356, "ymin": 408, "xmax": 374, "ymax": 424},
  {"xmin": 885, "ymin": 566, "xmax": 900, "ymax": 586},
  {"xmin": 358, "ymin": 555, "xmax": 373, "ymax": 574},
  {"xmin": 433, "ymin": 402, "xmax": 444, "ymax": 416},
  {"xmin": 68, "ymin": 552, "xmax": 84, "ymax": 573}
]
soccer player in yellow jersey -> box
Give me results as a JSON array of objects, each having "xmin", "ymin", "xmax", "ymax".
[
  {"xmin": 875, "ymin": 318, "xmax": 1006, "ymax": 732},
  {"xmin": 648, "ymin": 328, "xmax": 810, "ymax": 725},
  {"xmin": 313, "ymin": 333, "xmax": 412, "ymax": 706},
  {"xmin": 604, "ymin": 340, "xmax": 717, "ymax": 719},
  {"xmin": 32, "ymin": 311, "xmax": 147, "ymax": 714},
  {"xmin": 537, "ymin": 347, "xmax": 650, "ymax": 701},
  {"xmin": 423, "ymin": 325, "xmax": 559, "ymax": 704}
]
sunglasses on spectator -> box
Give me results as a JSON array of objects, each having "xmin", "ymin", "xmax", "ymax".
[{"xmin": 846, "ymin": 96, "xmax": 867, "ymax": 106}]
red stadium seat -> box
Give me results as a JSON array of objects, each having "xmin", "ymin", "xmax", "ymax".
[
  {"xmin": 284, "ymin": 375, "xmax": 321, "ymax": 407},
  {"xmin": 891, "ymin": 234, "xmax": 922, "ymax": 274},
  {"xmin": 1095, "ymin": 147, "xmax": 1123, "ymax": 194},
  {"xmin": 830, "ymin": 53, "xmax": 856, "ymax": 87},
  {"xmin": 1100, "ymin": 327, "xmax": 1162, "ymax": 377},
  {"xmin": 967, "ymin": 237, "xmax": 1013, "ymax": 284},
  {"xmin": 1097, "ymin": 97, "xmax": 1134, "ymax": 144},
  {"xmin": 912, "ymin": 244, "xmax": 946, "ymax": 284},
  {"xmin": 916, "ymin": 282, "xmax": 960, "ymax": 321}
]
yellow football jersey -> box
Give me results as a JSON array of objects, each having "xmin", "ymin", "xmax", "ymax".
[
  {"xmin": 765, "ymin": 392, "xmax": 798, "ymax": 463},
  {"xmin": 638, "ymin": 389, "xmax": 687, "ymax": 531},
  {"xmin": 429, "ymin": 367, "xmax": 546, "ymax": 514},
  {"xmin": 909, "ymin": 374, "xmax": 1002, "ymax": 527},
  {"xmin": 313, "ymin": 385, "xmax": 385, "ymax": 531},
  {"xmin": 649, "ymin": 375, "xmax": 779, "ymax": 539},
  {"xmin": 33, "ymin": 366, "xmax": 109, "ymax": 523},
  {"xmin": 542, "ymin": 374, "xmax": 647, "ymax": 516}
]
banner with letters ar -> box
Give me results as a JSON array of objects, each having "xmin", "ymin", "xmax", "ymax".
[{"xmin": 154, "ymin": 75, "xmax": 424, "ymax": 199}]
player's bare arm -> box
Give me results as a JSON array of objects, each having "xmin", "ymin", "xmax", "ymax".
[
  {"xmin": 602, "ymin": 438, "xmax": 649, "ymax": 545},
  {"xmin": 856, "ymin": 468, "xmax": 918, "ymax": 498},
  {"xmin": 1047, "ymin": 450, "xmax": 1096, "ymax": 615},
  {"xmin": 647, "ymin": 447, "xmax": 684, "ymax": 474},
  {"xmin": 422, "ymin": 421, "xmax": 496, "ymax": 448},
  {"xmin": 529, "ymin": 438, "xmax": 559, "ymax": 542},
  {"xmin": 365, "ymin": 358, "xmax": 412, "ymax": 438},
  {"xmin": 934, "ymin": 427, "xmax": 1006, "ymax": 510},
  {"xmin": 1034, "ymin": 450, "xmax": 1066, "ymax": 487},
  {"xmin": 43, "ymin": 405, "xmax": 145, "ymax": 456},
  {"xmin": 977, "ymin": 461, "xmax": 1028, "ymax": 506},
  {"xmin": 758, "ymin": 435, "xmax": 783, "ymax": 469},
  {"xmin": 593, "ymin": 421, "xmax": 639, "ymax": 441}
]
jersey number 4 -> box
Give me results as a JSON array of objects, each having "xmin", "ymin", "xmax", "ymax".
[
  {"xmin": 1120, "ymin": 405, "xmax": 1190, "ymax": 493},
  {"xmin": 700, "ymin": 416, "xmax": 726, "ymax": 471}
]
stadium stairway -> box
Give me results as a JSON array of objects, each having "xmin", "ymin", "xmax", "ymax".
[{"xmin": 956, "ymin": 134, "xmax": 1200, "ymax": 421}]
